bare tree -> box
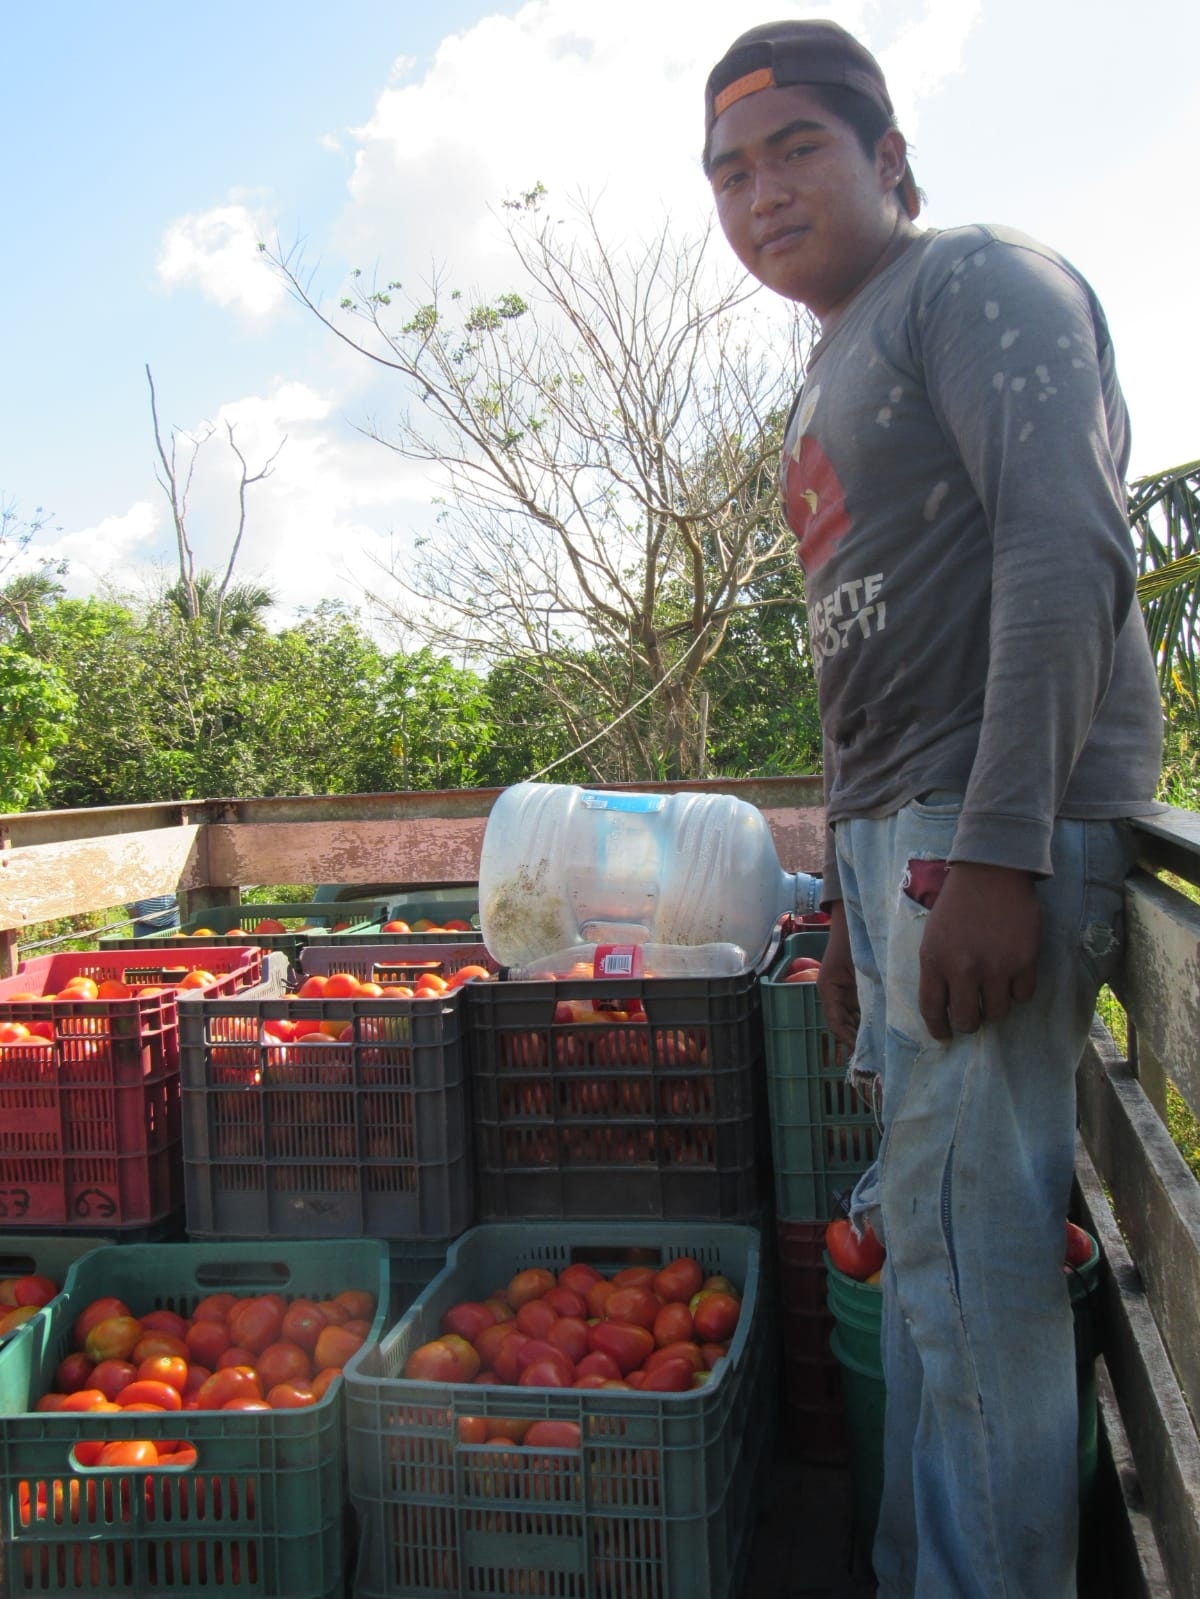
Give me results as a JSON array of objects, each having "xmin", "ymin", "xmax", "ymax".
[
  {"xmin": 267, "ymin": 191, "xmax": 814, "ymax": 779},
  {"xmin": 146, "ymin": 365, "xmax": 286, "ymax": 636}
]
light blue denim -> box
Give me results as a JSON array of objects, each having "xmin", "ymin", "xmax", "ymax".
[{"xmin": 839, "ymin": 793, "xmax": 1134, "ymax": 1599}]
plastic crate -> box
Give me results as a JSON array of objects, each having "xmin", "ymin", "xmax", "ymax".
[
  {"xmin": 388, "ymin": 1236, "xmax": 457, "ymax": 1319},
  {"xmin": 343, "ymin": 1220, "xmax": 771, "ymax": 1599},
  {"xmin": 467, "ymin": 968, "xmax": 766, "ymax": 1221},
  {"xmin": 0, "ymin": 1236, "xmax": 111, "ymax": 1348},
  {"xmin": 179, "ymin": 994, "xmax": 474, "ymax": 1241},
  {"xmin": 298, "ymin": 942, "xmax": 500, "ymax": 988},
  {"xmin": 326, "ymin": 893, "xmax": 483, "ymax": 947},
  {"xmin": 0, "ymin": 951, "xmax": 263, "ymax": 1233},
  {"xmin": 0, "ymin": 1237, "xmax": 388, "ymax": 1599},
  {"xmin": 98, "ymin": 901, "xmax": 389, "ymax": 970},
  {"xmin": 761, "ymin": 931, "xmax": 881, "ymax": 1221},
  {"xmin": 775, "ymin": 1219, "xmax": 847, "ymax": 1463}
]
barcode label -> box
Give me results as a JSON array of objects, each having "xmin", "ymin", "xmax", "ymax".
[{"xmin": 594, "ymin": 945, "xmax": 643, "ymax": 979}]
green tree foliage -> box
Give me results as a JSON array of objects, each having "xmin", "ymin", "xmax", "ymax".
[{"xmin": 0, "ymin": 645, "xmax": 75, "ymax": 812}]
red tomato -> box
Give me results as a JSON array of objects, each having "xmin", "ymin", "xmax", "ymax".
[
  {"xmin": 519, "ymin": 1357, "xmax": 574, "ymax": 1388},
  {"xmin": 54, "ymin": 1351, "xmax": 95, "ymax": 1393},
  {"xmin": 137, "ymin": 1355, "xmax": 189, "ymax": 1393},
  {"xmin": 1065, "ymin": 1221, "xmax": 1095, "ymax": 1270},
  {"xmin": 333, "ymin": 1289, "xmax": 376, "ymax": 1322},
  {"xmin": 83, "ymin": 1315, "xmax": 143, "ymax": 1364},
  {"xmin": 586, "ymin": 1320, "xmax": 655, "ymax": 1375},
  {"xmin": 557, "ymin": 1263, "xmax": 604, "ymax": 1297},
  {"xmin": 190, "ymin": 1293, "xmax": 237, "ymax": 1324},
  {"xmin": 441, "ymin": 1301, "xmax": 498, "ymax": 1342},
  {"xmin": 185, "ymin": 1319, "xmax": 232, "ymax": 1367},
  {"xmin": 217, "ymin": 1346, "xmax": 258, "ymax": 1370},
  {"xmin": 575, "ymin": 1350, "xmax": 623, "ymax": 1381},
  {"xmin": 89, "ymin": 1359, "xmax": 138, "ymax": 1400},
  {"xmin": 507, "ymin": 1268, "xmax": 557, "ymax": 1308},
  {"xmin": 541, "ymin": 1286, "xmax": 588, "ymax": 1319},
  {"xmin": 12, "ymin": 1274, "xmax": 58, "ymax": 1308},
  {"xmin": 524, "ymin": 1420, "xmax": 582, "ymax": 1448},
  {"xmin": 117, "ymin": 1379, "xmax": 183, "ymax": 1411},
  {"xmin": 266, "ymin": 1381, "xmax": 318, "ymax": 1408},
  {"xmin": 255, "ymin": 1340, "xmax": 313, "ymax": 1390},
  {"xmin": 491, "ymin": 1331, "xmax": 532, "ymax": 1386},
  {"xmin": 404, "ymin": 1340, "xmax": 465, "ymax": 1383},
  {"xmin": 313, "ymin": 1323, "xmax": 365, "ymax": 1373},
  {"xmin": 515, "ymin": 1299, "xmax": 559, "ymax": 1340},
  {"xmin": 194, "ymin": 1367, "xmax": 263, "ymax": 1410},
  {"xmin": 646, "ymin": 1340, "xmax": 705, "ymax": 1375},
  {"xmin": 132, "ymin": 1332, "xmax": 190, "ymax": 1363},
  {"xmin": 227, "ymin": 1295, "xmax": 285, "ymax": 1355},
  {"xmin": 280, "ymin": 1299, "xmax": 329, "ymax": 1352},
  {"xmin": 639, "ymin": 1356, "xmax": 694, "ymax": 1392},
  {"xmin": 611, "ymin": 1266, "xmax": 657, "ymax": 1292},
  {"xmin": 72, "ymin": 1297, "xmax": 133, "ymax": 1351},
  {"xmin": 138, "ymin": 1308, "xmax": 189, "ymax": 1341},
  {"xmin": 825, "ymin": 1217, "xmax": 887, "ymax": 1281},
  {"xmin": 652, "ymin": 1256, "xmax": 704, "ymax": 1305},
  {"xmin": 604, "ymin": 1286, "xmax": 660, "ymax": 1331},
  {"xmin": 691, "ymin": 1292, "xmax": 741, "ymax": 1344},
  {"xmin": 310, "ymin": 1367, "xmax": 341, "ymax": 1401},
  {"xmin": 652, "ymin": 1301, "xmax": 694, "ymax": 1347},
  {"xmin": 545, "ymin": 1316, "xmax": 590, "ymax": 1365},
  {"xmin": 98, "ymin": 1439, "xmax": 160, "ymax": 1467}
]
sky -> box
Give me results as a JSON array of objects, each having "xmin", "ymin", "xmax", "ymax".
[{"xmin": 3, "ymin": 0, "xmax": 1197, "ymax": 634}]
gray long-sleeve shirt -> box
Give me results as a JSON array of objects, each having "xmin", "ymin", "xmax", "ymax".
[{"xmin": 780, "ymin": 224, "xmax": 1164, "ymax": 897}]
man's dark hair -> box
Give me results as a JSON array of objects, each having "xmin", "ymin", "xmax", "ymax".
[{"xmin": 806, "ymin": 83, "xmax": 897, "ymax": 160}]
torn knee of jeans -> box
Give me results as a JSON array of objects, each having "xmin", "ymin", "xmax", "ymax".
[{"xmin": 1082, "ymin": 920, "xmax": 1121, "ymax": 959}]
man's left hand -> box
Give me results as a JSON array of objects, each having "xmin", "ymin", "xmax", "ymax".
[{"xmin": 918, "ymin": 862, "xmax": 1041, "ymax": 1040}]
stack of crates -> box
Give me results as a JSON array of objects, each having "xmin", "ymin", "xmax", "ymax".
[
  {"xmin": 332, "ymin": 939, "xmax": 775, "ymax": 1599},
  {"xmin": 0, "ymin": 948, "xmax": 263, "ymax": 1238},
  {"xmin": 177, "ymin": 932, "xmax": 493, "ymax": 1306},
  {"xmin": 760, "ymin": 925, "xmax": 882, "ymax": 1459}
]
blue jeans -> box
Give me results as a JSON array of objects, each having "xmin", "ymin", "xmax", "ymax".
[{"xmin": 839, "ymin": 794, "xmax": 1133, "ymax": 1599}]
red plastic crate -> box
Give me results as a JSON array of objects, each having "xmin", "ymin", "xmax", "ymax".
[
  {"xmin": 775, "ymin": 1218, "xmax": 847, "ymax": 1462},
  {"xmin": 0, "ymin": 951, "xmax": 260, "ymax": 1231}
]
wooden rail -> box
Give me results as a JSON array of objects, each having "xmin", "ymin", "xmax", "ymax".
[{"xmin": 0, "ymin": 782, "xmax": 1197, "ymax": 1592}]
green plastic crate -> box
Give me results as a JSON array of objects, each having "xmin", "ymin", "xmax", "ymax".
[
  {"xmin": 326, "ymin": 893, "xmax": 483, "ymax": 947},
  {"xmin": 0, "ymin": 1237, "xmax": 111, "ymax": 1349},
  {"xmin": 761, "ymin": 931, "xmax": 881, "ymax": 1222},
  {"xmin": 98, "ymin": 901, "xmax": 390, "ymax": 970},
  {"xmin": 343, "ymin": 1220, "xmax": 771, "ymax": 1599},
  {"xmin": 0, "ymin": 1237, "xmax": 388, "ymax": 1599}
]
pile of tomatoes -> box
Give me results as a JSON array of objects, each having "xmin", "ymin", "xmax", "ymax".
[
  {"xmin": 32, "ymin": 1284, "xmax": 378, "ymax": 1444},
  {"xmin": 404, "ymin": 1253, "xmax": 742, "ymax": 1398}
]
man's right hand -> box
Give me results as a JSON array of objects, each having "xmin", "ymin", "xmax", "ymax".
[{"xmin": 818, "ymin": 900, "xmax": 860, "ymax": 1051}]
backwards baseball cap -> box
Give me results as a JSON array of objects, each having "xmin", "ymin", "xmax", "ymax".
[{"xmin": 704, "ymin": 19, "xmax": 920, "ymax": 219}]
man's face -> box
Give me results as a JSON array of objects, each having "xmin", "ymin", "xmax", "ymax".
[{"xmin": 708, "ymin": 83, "xmax": 905, "ymax": 324}]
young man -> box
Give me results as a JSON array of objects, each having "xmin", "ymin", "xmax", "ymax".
[{"xmin": 705, "ymin": 20, "xmax": 1164, "ymax": 1599}]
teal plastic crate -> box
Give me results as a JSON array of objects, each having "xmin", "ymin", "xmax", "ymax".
[
  {"xmin": 761, "ymin": 931, "xmax": 881, "ymax": 1222},
  {"xmin": 343, "ymin": 1220, "xmax": 771, "ymax": 1599},
  {"xmin": 98, "ymin": 901, "xmax": 389, "ymax": 970},
  {"xmin": 0, "ymin": 1237, "xmax": 388, "ymax": 1599},
  {"xmin": 0, "ymin": 1236, "xmax": 111, "ymax": 1349},
  {"xmin": 324, "ymin": 892, "xmax": 483, "ymax": 947}
]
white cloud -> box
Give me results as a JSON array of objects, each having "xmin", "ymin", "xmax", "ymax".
[
  {"xmin": 42, "ymin": 501, "xmax": 162, "ymax": 596},
  {"xmin": 157, "ymin": 202, "xmax": 285, "ymax": 318}
]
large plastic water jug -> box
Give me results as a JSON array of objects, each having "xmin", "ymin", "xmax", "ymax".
[{"xmin": 478, "ymin": 783, "xmax": 822, "ymax": 969}]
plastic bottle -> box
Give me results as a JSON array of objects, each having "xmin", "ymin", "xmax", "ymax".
[
  {"xmin": 508, "ymin": 940, "xmax": 752, "ymax": 982},
  {"xmin": 478, "ymin": 782, "xmax": 823, "ymax": 969}
]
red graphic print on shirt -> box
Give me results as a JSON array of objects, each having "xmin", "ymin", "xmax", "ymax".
[{"xmin": 783, "ymin": 432, "xmax": 850, "ymax": 574}]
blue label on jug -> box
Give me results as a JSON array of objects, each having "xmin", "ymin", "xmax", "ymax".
[{"xmin": 581, "ymin": 791, "xmax": 666, "ymax": 813}]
